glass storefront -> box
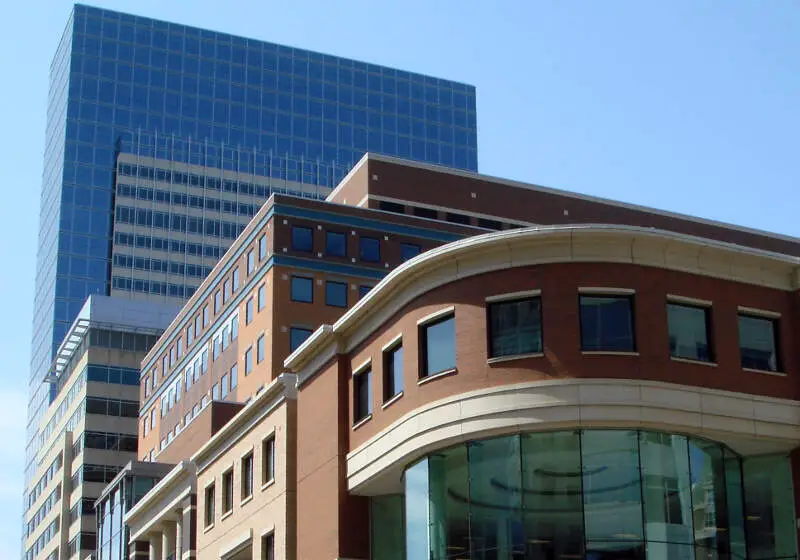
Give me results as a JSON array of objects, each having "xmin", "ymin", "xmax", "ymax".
[{"xmin": 373, "ymin": 429, "xmax": 797, "ymax": 560}]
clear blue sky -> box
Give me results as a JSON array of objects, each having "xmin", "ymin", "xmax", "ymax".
[{"xmin": 1, "ymin": 0, "xmax": 798, "ymax": 546}]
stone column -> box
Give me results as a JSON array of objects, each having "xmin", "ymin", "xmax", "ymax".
[
  {"xmin": 162, "ymin": 521, "xmax": 176, "ymax": 560},
  {"xmin": 149, "ymin": 533, "xmax": 163, "ymax": 560},
  {"xmin": 175, "ymin": 514, "xmax": 183, "ymax": 560}
]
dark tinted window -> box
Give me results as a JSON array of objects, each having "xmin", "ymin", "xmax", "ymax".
[
  {"xmin": 478, "ymin": 217, "xmax": 503, "ymax": 230},
  {"xmin": 738, "ymin": 314, "xmax": 779, "ymax": 372},
  {"xmin": 384, "ymin": 343, "xmax": 404, "ymax": 401},
  {"xmin": 446, "ymin": 212, "xmax": 470, "ymax": 225},
  {"xmin": 379, "ymin": 200, "xmax": 405, "ymax": 214},
  {"xmin": 325, "ymin": 231, "xmax": 346, "ymax": 257},
  {"xmin": 413, "ymin": 207, "xmax": 438, "ymax": 220},
  {"xmin": 421, "ymin": 315, "xmax": 456, "ymax": 377},
  {"xmin": 290, "ymin": 276, "xmax": 313, "ymax": 303},
  {"xmin": 400, "ymin": 243, "xmax": 421, "ymax": 262},
  {"xmin": 359, "ymin": 285, "xmax": 372, "ymax": 299},
  {"xmin": 290, "ymin": 327, "xmax": 312, "ymax": 352},
  {"xmin": 325, "ymin": 281, "xmax": 348, "ymax": 308},
  {"xmin": 579, "ymin": 295, "xmax": 635, "ymax": 352},
  {"xmin": 291, "ymin": 226, "xmax": 313, "ymax": 252},
  {"xmin": 354, "ymin": 368, "xmax": 372, "ymax": 422},
  {"xmin": 360, "ymin": 236, "xmax": 380, "ymax": 262},
  {"xmin": 668, "ymin": 303, "xmax": 713, "ymax": 362},
  {"xmin": 488, "ymin": 297, "xmax": 543, "ymax": 358}
]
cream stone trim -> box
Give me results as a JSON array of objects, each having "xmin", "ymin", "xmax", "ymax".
[
  {"xmin": 670, "ymin": 357, "xmax": 718, "ymax": 367},
  {"xmin": 485, "ymin": 289, "xmax": 542, "ymax": 303},
  {"xmin": 417, "ymin": 368, "xmax": 457, "ymax": 385},
  {"xmin": 382, "ymin": 392, "xmax": 404, "ymax": 409},
  {"xmin": 667, "ymin": 294, "xmax": 713, "ymax": 307},
  {"xmin": 285, "ymin": 225, "xmax": 800, "ymax": 380},
  {"xmin": 353, "ymin": 414, "xmax": 372, "ymax": 430},
  {"xmin": 352, "ymin": 358, "xmax": 372, "ymax": 376},
  {"xmin": 737, "ymin": 306, "xmax": 781, "ymax": 319},
  {"xmin": 744, "ymin": 367, "xmax": 787, "ymax": 377},
  {"xmin": 581, "ymin": 351, "xmax": 640, "ymax": 357},
  {"xmin": 219, "ymin": 528, "xmax": 253, "ymax": 560},
  {"xmin": 380, "ymin": 333, "xmax": 403, "ymax": 352},
  {"xmin": 579, "ymin": 287, "xmax": 636, "ymax": 295},
  {"xmin": 346, "ymin": 378, "xmax": 800, "ymax": 495},
  {"xmin": 487, "ymin": 352, "xmax": 545, "ymax": 365},
  {"xmin": 416, "ymin": 306, "xmax": 456, "ymax": 326}
]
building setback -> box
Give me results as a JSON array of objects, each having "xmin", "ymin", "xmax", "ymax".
[
  {"xmin": 27, "ymin": 1, "xmax": 478, "ymax": 500},
  {"xmin": 117, "ymin": 154, "xmax": 800, "ymax": 559}
]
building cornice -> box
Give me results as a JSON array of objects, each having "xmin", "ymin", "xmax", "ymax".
[{"xmin": 284, "ymin": 225, "xmax": 800, "ymax": 379}]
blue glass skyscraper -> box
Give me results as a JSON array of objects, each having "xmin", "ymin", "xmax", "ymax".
[{"xmin": 27, "ymin": 3, "xmax": 477, "ymax": 487}]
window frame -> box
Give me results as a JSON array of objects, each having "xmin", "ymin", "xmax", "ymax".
[
  {"xmin": 289, "ymin": 327, "xmax": 313, "ymax": 352},
  {"xmin": 737, "ymin": 309, "xmax": 781, "ymax": 373},
  {"xmin": 325, "ymin": 280, "xmax": 348, "ymax": 308},
  {"xmin": 291, "ymin": 226, "xmax": 313, "ymax": 253},
  {"xmin": 359, "ymin": 236, "xmax": 381, "ymax": 263},
  {"xmin": 382, "ymin": 337, "xmax": 404, "ymax": 403},
  {"xmin": 353, "ymin": 361, "xmax": 373, "ymax": 425},
  {"xmin": 262, "ymin": 434, "xmax": 275, "ymax": 486},
  {"xmin": 290, "ymin": 275, "xmax": 314, "ymax": 303},
  {"xmin": 221, "ymin": 468, "xmax": 234, "ymax": 514},
  {"xmin": 204, "ymin": 482, "xmax": 215, "ymax": 527},
  {"xmin": 241, "ymin": 451, "xmax": 254, "ymax": 501},
  {"xmin": 247, "ymin": 250, "xmax": 255, "ymax": 275},
  {"xmin": 246, "ymin": 297, "xmax": 254, "ymax": 324},
  {"xmin": 418, "ymin": 309, "xmax": 457, "ymax": 379},
  {"xmin": 325, "ymin": 230, "xmax": 347, "ymax": 258},
  {"xmin": 486, "ymin": 292, "xmax": 544, "ymax": 360},
  {"xmin": 400, "ymin": 242, "xmax": 422, "ymax": 262},
  {"xmin": 244, "ymin": 347, "xmax": 253, "ymax": 375},
  {"xmin": 257, "ymin": 334, "xmax": 265, "ymax": 363},
  {"xmin": 666, "ymin": 297, "xmax": 715, "ymax": 363},
  {"xmin": 578, "ymin": 290, "xmax": 637, "ymax": 353}
]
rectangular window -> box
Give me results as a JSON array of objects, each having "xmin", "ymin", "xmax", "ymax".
[
  {"xmin": 668, "ymin": 302, "xmax": 713, "ymax": 362},
  {"xmin": 232, "ymin": 267, "xmax": 240, "ymax": 292},
  {"xmin": 247, "ymin": 250, "xmax": 255, "ymax": 275},
  {"xmin": 326, "ymin": 231, "xmax": 346, "ymax": 257},
  {"xmin": 144, "ymin": 378, "xmax": 151, "ymax": 398},
  {"xmin": 383, "ymin": 342, "xmax": 404, "ymax": 401},
  {"xmin": 187, "ymin": 326, "xmax": 193, "ymax": 346},
  {"xmin": 177, "ymin": 338, "xmax": 183, "ymax": 359},
  {"xmin": 291, "ymin": 276, "xmax": 313, "ymax": 303},
  {"xmin": 241, "ymin": 452, "xmax": 253, "ymax": 500},
  {"xmin": 400, "ymin": 243, "xmax": 421, "ymax": 262},
  {"xmin": 420, "ymin": 314, "xmax": 456, "ymax": 377},
  {"xmin": 224, "ymin": 279, "xmax": 231, "ymax": 303},
  {"xmin": 262, "ymin": 436, "xmax": 275, "ymax": 485},
  {"xmin": 325, "ymin": 281, "xmax": 348, "ymax": 308},
  {"xmin": 359, "ymin": 285, "xmax": 372, "ymax": 299},
  {"xmin": 359, "ymin": 236, "xmax": 380, "ymax": 262},
  {"xmin": 230, "ymin": 364, "xmax": 238, "ymax": 389},
  {"xmin": 290, "ymin": 327, "xmax": 312, "ymax": 352},
  {"xmin": 246, "ymin": 298, "xmax": 254, "ymax": 324},
  {"xmin": 214, "ymin": 290, "xmax": 221, "ymax": 314},
  {"xmin": 259, "ymin": 235, "xmax": 267, "ymax": 260},
  {"xmin": 354, "ymin": 366, "xmax": 373, "ymax": 423},
  {"xmin": 579, "ymin": 294, "xmax": 635, "ymax": 352},
  {"xmin": 204, "ymin": 483, "xmax": 215, "ymax": 527},
  {"xmin": 413, "ymin": 206, "xmax": 438, "ymax": 220},
  {"xmin": 245, "ymin": 348, "xmax": 253, "ymax": 375},
  {"xmin": 194, "ymin": 315, "xmax": 201, "ymax": 337},
  {"xmin": 222, "ymin": 325, "xmax": 230, "ymax": 350},
  {"xmin": 202, "ymin": 305, "xmax": 209, "ymax": 327},
  {"xmin": 212, "ymin": 383, "xmax": 219, "ymax": 401},
  {"xmin": 292, "ymin": 226, "xmax": 313, "ymax": 252},
  {"xmin": 262, "ymin": 533, "xmax": 275, "ymax": 560},
  {"xmin": 488, "ymin": 296, "xmax": 543, "ymax": 358},
  {"xmin": 446, "ymin": 212, "xmax": 471, "ymax": 225},
  {"xmin": 478, "ymin": 217, "xmax": 503, "ymax": 230},
  {"xmin": 221, "ymin": 375, "xmax": 229, "ymax": 398},
  {"xmin": 258, "ymin": 284, "xmax": 266, "ymax": 311},
  {"xmin": 738, "ymin": 313, "xmax": 779, "ymax": 372},
  {"xmin": 213, "ymin": 335, "xmax": 221, "ymax": 361},
  {"xmin": 257, "ymin": 335, "xmax": 265, "ymax": 363},
  {"xmin": 231, "ymin": 315, "xmax": 239, "ymax": 339},
  {"xmin": 222, "ymin": 469, "xmax": 233, "ymax": 514}
]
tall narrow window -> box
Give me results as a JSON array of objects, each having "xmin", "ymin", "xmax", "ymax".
[
  {"xmin": 204, "ymin": 483, "xmax": 215, "ymax": 527},
  {"xmin": 383, "ymin": 341, "xmax": 404, "ymax": 402},
  {"xmin": 230, "ymin": 364, "xmax": 238, "ymax": 389},
  {"xmin": 245, "ymin": 348, "xmax": 253, "ymax": 375},
  {"xmin": 202, "ymin": 305, "xmax": 209, "ymax": 327},
  {"xmin": 667, "ymin": 302, "xmax": 713, "ymax": 362},
  {"xmin": 258, "ymin": 284, "xmax": 266, "ymax": 311},
  {"xmin": 262, "ymin": 533, "xmax": 275, "ymax": 560},
  {"xmin": 291, "ymin": 276, "xmax": 313, "ymax": 303},
  {"xmin": 579, "ymin": 294, "xmax": 635, "ymax": 352},
  {"xmin": 738, "ymin": 313, "xmax": 779, "ymax": 372},
  {"xmin": 214, "ymin": 290, "xmax": 221, "ymax": 313},
  {"xmin": 232, "ymin": 267, "xmax": 240, "ymax": 292},
  {"xmin": 241, "ymin": 452, "xmax": 253, "ymax": 500},
  {"xmin": 223, "ymin": 278, "xmax": 231, "ymax": 302},
  {"xmin": 257, "ymin": 335, "xmax": 265, "ymax": 363},
  {"xmin": 222, "ymin": 469, "xmax": 233, "ymax": 514},
  {"xmin": 354, "ymin": 366, "xmax": 372, "ymax": 423},
  {"xmin": 247, "ymin": 250, "xmax": 255, "ymax": 275},
  {"xmin": 291, "ymin": 226, "xmax": 313, "ymax": 252},
  {"xmin": 246, "ymin": 297, "xmax": 254, "ymax": 324},
  {"xmin": 259, "ymin": 234, "xmax": 267, "ymax": 260},
  {"xmin": 488, "ymin": 296, "xmax": 543, "ymax": 358},
  {"xmin": 262, "ymin": 435, "xmax": 275, "ymax": 485},
  {"xmin": 194, "ymin": 315, "xmax": 201, "ymax": 338},
  {"xmin": 212, "ymin": 383, "xmax": 219, "ymax": 401},
  {"xmin": 326, "ymin": 231, "xmax": 346, "ymax": 257},
  {"xmin": 420, "ymin": 313, "xmax": 456, "ymax": 377},
  {"xmin": 221, "ymin": 374, "xmax": 229, "ymax": 398}
]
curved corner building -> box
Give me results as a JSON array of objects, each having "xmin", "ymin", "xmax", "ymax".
[{"xmin": 285, "ymin": 224, "xmax": 800, "ymax": 560}]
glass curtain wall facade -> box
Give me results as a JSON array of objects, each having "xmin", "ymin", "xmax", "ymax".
[
  {"xmin": 29, "ymin": 2, "xmax": 478, "ymax": 487},
  {"xmin": 381, "ymin": 429, "xmax": 797, "ymax": 560}
]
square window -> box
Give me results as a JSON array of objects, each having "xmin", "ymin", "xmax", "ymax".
[
  {"xmin": 359, "ymin": 236, "xmax": 380, "ymax": 262},
  {"xmin": 262, "ymin": 435, "xmax": 275, "ymax": 485},
  {"xmin": 667, "ymin": 302, "xmax": 713, "ymax": 362},
  {"xmin": 383, "ymin": 342, "xmax": 404, "ymax": 401},
  {"xmin": 204, "ymin": 483, "xmax": 215, "ymax": 527},
  {"xmin": 359, "ymin": 285, "xmax": 372, "ymax": 299},
  {"xmin": 291, "ymin": 276, "xmax": 313, "ymax": 303},
  {"xmin": 241, "ymin": 452, "xmax": 253, "ymax": 500},
  {"xmin": 325, "ymin": 281, "xmax": 348, "ymax": 308},
  {"xmin": 353, "ymin": 367, "xmax": 372, "ymax": 423},
  {"xmin": 247, "ymin": 250, "xmax": 255, "ymax": 275},
  {"xmin": 246, "ymin": 298, "xmax": 254, "ymax": 324},
  {"xmin": 245, "ymin": 348, "xmax": 253, "ymax": 375},
  {"xmin": 292, "ymin": 226, "xmax": 313, "ymax": 252},
  {"xmin": 326, "ymin": 231, "xmax": 346, "ymax": 257},
  {"xmin": 258, "ymin": 284, "xmax": 266, "ymax": 311},
  {"xmin": 579, "ymin": 295, "xmax": 635, "ymax": 352},
  {"xmin": 400, "ymin": 243, "xmax": 421, "ymax": 262},
  {"xmin": 420, "ymin": 314, "xmax": 456, "ymax": 377},
  {"xmin": 488, "ymin": 297, "xmax": 543, "ymax": 358},
  {"xmin": 222, "ymin": 469, "xmax": 233, "ymax": 513},
  {"xmin": 257, "ymin": 335, "xmax": 265, "ymax": 363},
  {"xmin": 738, "ymin": 313, "xmax": 779, "ymax": 372},
  {"xmin": 290, "ymin": 327, "xmax": 312, "ymax": 352}
]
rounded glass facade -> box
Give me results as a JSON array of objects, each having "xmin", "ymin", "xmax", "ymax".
[{"xmin": 392, "ymin": 429, "xmax": 796, "ymax": 560}]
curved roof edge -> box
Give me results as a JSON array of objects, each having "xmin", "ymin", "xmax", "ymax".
[{"xmin": 284, "ymin": 224, "xmax": 800, "ymax": 376}]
